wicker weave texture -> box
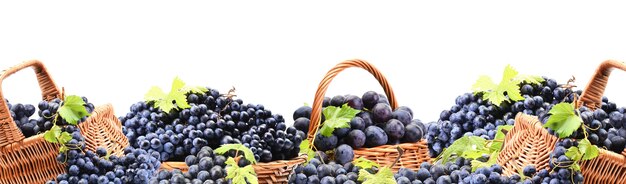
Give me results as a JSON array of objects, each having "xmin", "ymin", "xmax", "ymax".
[
  {"xmin": 307, "ymin": 59, "xmax": 430, "ymax": 172},
  {"xmin": 0, "ymin": 60, "xmax": 128, "ymax": 184},
  {"xmin": 160, "ymin": 156, "xmax": 307, "ymax": 184},
  {"xmin": 497, "ymin": 113, "xmax": 558, "ymax": 176}
]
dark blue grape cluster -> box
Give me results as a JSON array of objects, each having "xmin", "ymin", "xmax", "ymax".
[
  {"xmin": 428, "ymin": 78, "xmax": 574, "ymax": 157},
  {"xmin": 288, "ymin": 152, "xmax": 363, "ymax": 184},
  {"xmin": 45, "ymin": 125, "xmax": 161, "ymax": 184},
  {"xmin": 6, "ymin": 97, "xmax": 95, "ymax": 138},
  {"xmin": 121, "ymin": 88, "xmax": 305, "ymax": 162},
  {"xmin": 544, "ymin": 139, "xmax": 584, "ymax": 184},
  {"xmin": 543, "ymin": 96, "xmax": 626, "ymax": 154},
  {"xmin": 152, "ymin": 146, "xmax": 229, "ymax": 184},
  {"xmin": 395, "ymin": 156, "xmax": 526, "ymax": 184},
  {"xmin": 293, "ymin": 91, "xmax": 425, "ymax": 152}
]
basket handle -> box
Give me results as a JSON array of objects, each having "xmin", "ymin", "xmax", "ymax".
[
  {"xmin": 307, "ymin": 59, "xmax": 398, "ymax": 139},
  {"xmin": 578, "ymin": 60, "xmax": 626, "ymax": 109},
  {"xmin": 0, "ymin": 60, "xmax": 61, "ymax": 143}
]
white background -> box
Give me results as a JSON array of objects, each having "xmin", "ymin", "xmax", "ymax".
[{"xmin": 2, "ymin": 1, "xmax": 626, "ymax": 126}]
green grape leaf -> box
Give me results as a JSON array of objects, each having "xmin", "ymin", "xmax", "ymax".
[
  {"xmin": 299, "ymin": 139, "xmax": 315, "ymax": 164},
  {"xmin": 180, "ymin": 86, "xmax": 208, "ymax": 94},
  {"xmin": 358, "ymin": 167, "xmax": 396, "ymax": 184},
  {"xmin": 59, "ymin": 132, "xmax": 72, "ymax": 144},
  {"xmin": 43, "ymin": 125, "xmax": 62, "ymax": 143},
  {"xmin": 320, "ymin": 104, "xmax": 360, "ymax": 137},
  {"xmin": 472, "ymin": 65, "xmax": 531, "ymax": 106},
  {"xmin": 59, "ymin": 145, "xmax": 68, "ymax": 153},
  {"xmin": 58, "ymin": 95, "xmax": 90, "ymax": 125},
  {"xmin": 513, "ymin": 74, "xmax": 545, "ymax": 85},
  {"xmin": 543, "ymin": 102, "xmax": 582, "ymax": 138},
  {"xmin": 489, "ymin": 125, "xmax": 513, "ymax": 153},
  {"xmin": 565, "ymin": 147, "xmax": 582, "ymax": 161},
  {"xmin": 470, "ymin": 151, "xmax": 498, "ymax": 172},
  {"xmin": 472, "ymin": 76, "xmax": 497, "ymax": 93},
  {"xmin": 578, "ymin": 139, "xmax": 599, "ymax": 160},
  {"xmin": 435, "ymin": 136, "xmax": 488, "ymax": 164},
  {"xmin": 215, "ymin": 144, "xmax": 257, "ymax": 164},
  {"xmin": 225, "ymin": 157, "xmax": 258, "ymax": 184},
  {"xmin": 353, "ymin": 157, "xmax": 380, "ymax": 170},
  {"xmin": 144, "ymin": 77, "xmax": 193, "ymax": 113},
  {"xmin": 571, "ymin": 163, "xmax": 581, "ymax": 172}
]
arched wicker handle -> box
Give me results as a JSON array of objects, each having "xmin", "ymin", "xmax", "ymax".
[
  {"xmin": 307, "ymin": 59, "xmax": 397, "ymax": 139},
  {"xmin": 0, "ymin": 60, "xmax": 61, "ymax": 145},
  {"xmin": 578, "ymin": 60, "xmax": 626, "ymax": 109}
]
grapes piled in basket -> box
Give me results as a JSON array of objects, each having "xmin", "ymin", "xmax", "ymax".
[
  {"xmin": 293, "ymin": 91, "xmax": 425, "ymax": 151},
  {"xmin": 120, "ymin": 77, "xmax": 306, "ymax": 163},
  {"xmin": 6, "ymin": 96, "xmax": 95, "ymax": 138},
  {"xmin": 427, "ymin": 65, "xmax": 577, "ymax": 157}
]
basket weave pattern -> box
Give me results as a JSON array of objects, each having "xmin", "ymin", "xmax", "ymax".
[
  {"xmin": 497, "ymin": 113, "xmax": 558, "ymax": 176},
  {"xmin": 307, "ymin": 59, "xmax": 430, "ymax": 172},
  {"xmin": 0, "ymin": 60, "xmax": 128, "ymax": 184},
  {"xmin": 160, "ymin": 155, "xmax": 307, "ymax": 184},
  {"xmin": 497, "ymin": 60, "xmax": 626, "ymax": 183}
]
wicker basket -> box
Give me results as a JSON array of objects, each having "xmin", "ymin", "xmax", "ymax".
[
  {"xmin": 307, "ymin": 59, "xmax": 430, "ymax": 172},
  {"xmin": 0, "ymin": 60, "xmax": 128, "ymax": 184},
  {"xmin": 160, "ymin": 156, "xmax": 306, "ymax": 184},
  {"xmin": 496, "ymin": 113, "xmax": 559, "ymax": 176},
  {"xmin": 497, "ymin": 60, "xmax": 626, "ymax": 183}
]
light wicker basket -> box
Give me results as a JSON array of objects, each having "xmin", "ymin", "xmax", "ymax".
[
  {"xmin": 307, "ymin": 59, "xmax": 430, "ymax": 172},
  {"xmin": 498, "ymin": 60, "xmax": 626, "ymax": 183},
  {"xmin": 0, "ymin": 60, "xmax": 128, "ymax": 184}
]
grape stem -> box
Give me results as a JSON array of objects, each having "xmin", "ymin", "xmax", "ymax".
[{"xmin": 389, "ymin": 146, "xmax": 404, "ymax": 168}]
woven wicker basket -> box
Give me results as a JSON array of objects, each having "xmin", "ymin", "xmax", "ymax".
[
  {"xmin": 497, "ymin": 60, "xmax": 626, "ymax": 183},
  {"xmin": 0, "ymin": 60, "xmax": 128, "ymax": 184},
  {"xmin": 160, "ymin": 156, "xmax": 306, "ymax": 184},
  {"xmin": 307, "ymin": 59, "xmax": 430, "ymax": 172},
  {"xmin": 496, "ymin": 113, "xmax": 559, "ymax": 176}
]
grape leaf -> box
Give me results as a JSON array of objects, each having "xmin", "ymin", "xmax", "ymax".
[
  {"xmin": 59, "ymin": 132, "xmax": 72, "ymax": 144},
  {"xmin": 215, "ymin": 144, "xmax": 257, "ymax": 164},
  {"xmin": 489, "ymin": 125, "xmax": 513, "ymax": 153},
  {"xmin": 470, "ymin": 151, "xmax": 498, "ymax": 172},
  {"xmin": 144, "ymin": 77, "xmax": 192, "ymax": 113},
  {"xmin": 180, "ymin": 86, "xmax": 208, "ymax": 94},
  {"xmin": 578, "ymin": 139, "xmax": 599, "ymax": 160},
  {"xmin": 472, "ymin": 65, "xmax": 532, "ymax": 106},
  {"xmin": 513, "ymin": 74, "xmax": 545, "ymax": 85},
  {"xmin": 58, "ymin": 95, "xmax": 90, "ymax": 125},
  {"xmin": 565, "ymin": 147, "xmax": 582, "ymax": 161},
  {"xmin": 353, "ymin": 157, "xmax": 380, "ymax": 170},
  {"xmin": 43, "ymin": 125, "xmax": 62, "ymax": 143},
  {"xmin": 357, "ymin": 167, "xmax": 396, "ymax": 184},
  {"xmin": 435, "ymin": 136, "xmax": 488, "ymax": 164},
  {"xmin": 299, "ymin": 139, "xmax": 315, "ymax": 164},
  {"xmin": 225, "ymin": 157, "xmax": 258, "ymax": 184},
  {"xmin": 543, "ymin": 102, "xmax": 582, "ymax": 138},
  {"xmin": 320, "ymin": 104, "xmax": 360, "ymax": 137}
]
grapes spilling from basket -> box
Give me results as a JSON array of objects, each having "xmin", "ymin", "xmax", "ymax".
[
  {"xmin": 120, "ymin": 77, "xmax": 306, "ymax": 163},
  {"xmin": 292, "ymin": 91, "xmax": 425, "ymax": 152},
  {"xmin": 152, "ymin": 146, "xmax": 230, "ymax": 184},
  {"xmin": 6, "ymin": 97, "xmax": 95, "ymax": 138},
  {"xmin": 427, "ymin": 64, "xmax": 578, "ymax": 157}
]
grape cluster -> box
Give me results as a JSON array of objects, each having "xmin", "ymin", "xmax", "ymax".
[
  {"xmin": 293, "ymin": 91, "xmax": 425, "ymax": 152},
  {"xmin": 152, "ymin": 146, "xmax": 229, "ymax": 184},
  {"xmin": 544, "ymin": 139, "xmax": 584, "ymax": 184},
  {"xmin": 545, "ymin": 96, "xmax": 626, "ymax": 154},
  {"xmin": 288, "ymin": 156, "xmax": 362, "ymax": 184},
  {"xmin": 395, "ymin": 156, "xmax": 525, "ymax": 184},
  {"xmin": 46, "ymin": 125, "xmax": 161, "ymax": 184},
  {"xmin": 121, "ymin": 88, "xmax": 304, "ymax": 162},
  {"xmin": 428, "ymin": 78, "xmax": 575, "ymax": 157},
  {"xmin": 6, "ymin": 97, "xmax": 95, "ymax": 138}
]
